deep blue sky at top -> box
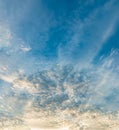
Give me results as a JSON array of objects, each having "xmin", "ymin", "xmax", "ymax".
[{"xmin": 1, "ymin": 0, "xmax": 119, "ymax": 66}]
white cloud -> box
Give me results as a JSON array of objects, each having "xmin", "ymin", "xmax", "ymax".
[
  {"xmin": 31, "ymin": 127, "xmax": 69, "ymax": 130},
  {"xmin": 20, "ymin": 47, "xmax": 31, "ymax": 52},
  {"xmin": 0, "ymin": 23, "xmax": 12, "ymax": 47},
  {"xmin": 22, "ymin": 109, "xmax": 119, "ymax": 130}
]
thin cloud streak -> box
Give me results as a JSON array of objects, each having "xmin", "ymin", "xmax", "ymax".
[{"xmin": 58, "ymin": 0, "xmax": 119, "ymax": 68}]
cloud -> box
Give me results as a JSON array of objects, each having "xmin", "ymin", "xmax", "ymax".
[
  {"xmin": 22, "ymin": 109, "xmax": 119, "ymax": 130},
  {"xmin": 0, "ymin": 1, "xmax": 119, "ymax": 129},
  {"xmin": 0, "ymin": 49, "xmax": 118, "ymax": 129},
  {"xmin": 58, "ymin": 0, "xmax": 119, "ymax": 68},
  {"xmin": 0, "ymin": 23, "xmax": 12, "ymax": 47},
  {"xmin": 20, "ymin": 46, "xmax": 31, "ymax": 52}
]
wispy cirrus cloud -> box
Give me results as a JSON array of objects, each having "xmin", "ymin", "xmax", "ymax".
[
  {"xmin": 0, "ymin": 23, "xmax": 12, "ymax": 47},
  {"xmin": 58, "ymin": 0, "xmax": 119, "ymax": 68}
]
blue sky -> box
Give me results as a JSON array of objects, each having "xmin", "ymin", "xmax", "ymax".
[
  {"xmin": 0, "ymin": 0, "xmax": 119, "ymax": 67},
  {"xmin": 0, "ymin": 0, "xmax": 119, "ymax": 129}
]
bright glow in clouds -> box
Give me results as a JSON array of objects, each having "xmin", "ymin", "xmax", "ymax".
[{"xmin": 31, "ymin": 127, "xmax": 69, "ymax": 130}]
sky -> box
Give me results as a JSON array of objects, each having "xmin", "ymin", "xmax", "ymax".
[{"xmin": 0, "ymin": 0, "xmax": 119, "ymax": 129}]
